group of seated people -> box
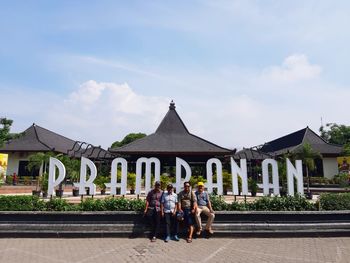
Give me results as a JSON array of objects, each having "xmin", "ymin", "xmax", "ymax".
[{"xmin": 144, "ymin": 180, "xmax": 215, "ymax": 243}]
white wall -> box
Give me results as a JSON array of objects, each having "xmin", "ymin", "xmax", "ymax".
[
  {"xmin": 6, "ymin": 152, "xmax": 31, "ymax": 176},
  {"xmin": 322, "ymin": 157, "xmax": 339, "ymax": 179}
]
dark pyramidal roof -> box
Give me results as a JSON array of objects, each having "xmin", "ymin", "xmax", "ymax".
[
  {"xmin": 0, "ymin": 124, "xmax": 77, "ymax": 153},
  {"xmin": 259, "ymin": 127, "xmax": 343, "ymax": 156},
  {"xmin": 0, "ymin": 124, "xmax": 111, "ymax": 159},
  {"xmin": 109, "ymin": 101, "xmax": 234, "ymax": 155},
  {"xmin": 234, "ymin": 148, "xmax": 272, "ymax": 160}
]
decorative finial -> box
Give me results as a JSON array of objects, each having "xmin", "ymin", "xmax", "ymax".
[{"xmin": 169, "ymin": 100, "xmax": 176, "ymax": 110}]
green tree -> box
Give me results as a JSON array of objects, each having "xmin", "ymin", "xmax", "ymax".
[
  {"xmin": 320, "ymin": 123, "xmax": 350, "ymax": 155},
  {"xmin": 27, "ymin": 152, "xmax": 56, "ymax": 175},
  {"xmin": 293, "ymin": 143, "xmax": 321, "ymax": 194},
  {"xmin": 0, "ymin": 118, "xmax": 13, "ymax": 147},
  {"xmin": 111, "ymin": 133, "xmax": 146, "ymax": 148}
]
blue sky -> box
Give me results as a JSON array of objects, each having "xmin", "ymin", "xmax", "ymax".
[{"xmin": 1, "ymin": 1, "xmax": 350, "ymax": 149}]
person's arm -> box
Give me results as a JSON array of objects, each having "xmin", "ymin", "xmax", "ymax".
[
  {"xmin": 191, "ymin": 191, "xmax": 197, "ymax": 214},
  {"xmin": 144, "ymin": 200, "xmax": 149, "ymax": 215},
  {"xmin": 144, "ymin": 192, "xmax": 150, "ymax": 215},
  {"xmin": 160, "ymin": 193, "xmax": 165, "ymax": 217},
  {"xmin": 173, "ymin": 195, "xmax": 178, "ymax": 216},
  {"xmin": 178, "ymin": 192, "xmax": 183, "ymax": 212}
]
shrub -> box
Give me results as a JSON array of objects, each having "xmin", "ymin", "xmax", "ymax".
[
  {"xmin": 128, "ymin": 198, "xmax": 146, "ymax": 212},
  {"xmin": 45, "ymin": 198, "xmax": 75, "ymax": 211},
  {"xmin": 0, "ymin": 195, "xmax": 45, "ymax": 211},
  {"xmin": 79, "ymin": 198, "xmax": 106, "ymax": 211},
  {"xmin": 209, "ymin": 194, "xmax": 229, "ymax": 211},
  {"xmin": 249, "ymin": 195, "xmax": 316, "ymax": 211},
  {"xmin": 103, "ymin": 197, "xmax": 146, "ymax": 211},
  {"xmin": 227, "ymin": 201, "xmax": 248, "ymax": 211},
  {"xmin": 319, "ymin": 193, "xmax": 350, "ymax": 210},
  {"xmin": 333, "ymin": 173, "xmax": 349, "ymax": 187}
]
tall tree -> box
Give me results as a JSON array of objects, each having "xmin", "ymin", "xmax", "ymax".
[
  {"xmin": 0, "ymin": 118, "xmax": 13, "ymax": 147},
  {"xmin": 111, "ymin": 133, "xmax": 146, "ymax": 148},
  {"xmin": 293, "ymin": 143, "xmax": 321, "ymax": 195},
  {"xmin": 320, "ymin": 123, "xmax": 350, "ymax": 155}
]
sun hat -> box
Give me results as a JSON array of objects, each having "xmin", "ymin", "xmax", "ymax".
[{"xmin": 197, "ymin": 182, "xmax": 204, "ymax": 187}]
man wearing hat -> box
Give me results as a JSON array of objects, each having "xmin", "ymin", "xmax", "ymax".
[
  {"xmin": 195, "ymin": 182, "xmax": 215, "ymax": 236},
  {"xmin": 144, "ymin": 181, "xmax": 163, "ymax": 242},
  {"xmin": 160, "ymin": 183, "xmax": 179, "ymax": 242}
]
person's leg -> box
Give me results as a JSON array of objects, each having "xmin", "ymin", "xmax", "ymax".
[
  {"xmin": 195, "ymin": 206, "xmax": 203, "ymax": 234},
  {"xmin": 164, "ymin": 213, "xmax": 171, "ymax": 240},
  {"xmin": 201, "ymin": 206, "xmax": 215, "ymax": 232},
  {"xmin": 147, "ymin": 210, "xmax": 156, "ymax": 239},
  {"xmin": 172, "ymin": 214, "xmax": 179, "ymax": 236},
  {"xmin": 154, "ymin": 211, "xmax": 161, "ymax": 238},
  {"xmin": 170, "ymin": 214, "xmax": 179, "ymax": 240},
  {"xmin": 183, "ymin": 208, "xmax": 193, "ymax": 242}
]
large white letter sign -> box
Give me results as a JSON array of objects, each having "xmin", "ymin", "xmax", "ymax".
[
  {"xmin": 74, "ymin": 157, "xmax": 97, "ymax": 195},
  {"xmin": 206, "ymin": 158, "xmax": 223, "ymax": 195},
  {"xmin": 106, "ymin": 158, "xmax": 127, "ymax": 195},
  {"xmin": 261, "ymin": 159, "xmax": 280, "ymax": 196},
  {"xmin": 136, "ymin": 157, "xmax": 160, "ymax": 194},
  {"xmin": 175, "ymin": 157, "xmax": 191, "ymax": 193},
  {"xmin": 231, "ymin": 158, "xmax": 248, "ymax": 195},
  {"xmin": 286, "ymin": 159, "xmax": 304, "ymax": 196},
  {"xmin": 48, "ymin": 157, "xmax": 66, "ymax": 196}
]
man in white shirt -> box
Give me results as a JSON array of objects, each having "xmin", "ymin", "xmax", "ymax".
[{"xmin": 160, "ymin": 183, "xmax": 179, "ymax": 242}]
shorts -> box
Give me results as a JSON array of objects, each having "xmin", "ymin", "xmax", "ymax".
[{"xmin": 183, "ymin": 207, "xmax": 194, "ymax": 226}]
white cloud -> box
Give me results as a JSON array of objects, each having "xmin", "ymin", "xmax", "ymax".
[
  {"xmin": 45, "ymin": 80, "xmax": 170, "ymax": 147},
  {"xmin": 261, "ymin": 54, "xmax": 322, "ymax": 83},
  {"xmin": 3, "ymin": 54, "xmax": 350, "ymax": 152}
]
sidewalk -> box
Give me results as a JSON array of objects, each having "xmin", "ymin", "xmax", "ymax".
[{"xmin": 0, "ymin": 237, "xmax": 349, "ymax": 263}]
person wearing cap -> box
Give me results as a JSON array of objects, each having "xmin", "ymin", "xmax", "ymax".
[
  {"xmin": 144, "ymin": 181, "xmax": 163, "ymax": 242},
  {"xmin": 195, "ymin": 182, "xmax": 215, "ymax": 236},
  {"xmin": 178, "ymin": 181, "xmax": 197, "ymax": 243},
  {"xmin": 160, "ymin": 183, "xmax": 179, "ymax": 242}
]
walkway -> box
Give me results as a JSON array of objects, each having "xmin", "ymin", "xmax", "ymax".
[{"xmin": 0, "ymin": 237, "xmax": 349, "ymax": 263}]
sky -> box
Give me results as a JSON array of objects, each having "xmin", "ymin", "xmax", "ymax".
[{"xmin": 1, "ymin": 0, "xmax": 350, "ymax": 150}]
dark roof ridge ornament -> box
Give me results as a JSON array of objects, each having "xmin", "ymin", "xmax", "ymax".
[{"xmin": 169, "ymin": 100, "xmax": 176, "ymax": 110}]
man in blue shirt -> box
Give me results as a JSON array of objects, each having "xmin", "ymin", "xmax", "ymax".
[
  {"xmin": 195, "ymin": 182, "xmax": 215, "ymax": 236},
  {"xmin": 160, "ymin": 183, "xmax": 179, "ymax": 242}
]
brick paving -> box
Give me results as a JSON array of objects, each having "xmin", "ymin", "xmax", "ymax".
[{"xmin": 0, "ymin": 237, "xmax": 349, "ymax": 263}]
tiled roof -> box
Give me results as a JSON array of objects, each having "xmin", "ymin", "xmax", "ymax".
[
  {"xmin": 259, "ymin": 127, "xmax": 343, "ymax": 156},
  {"xmin": 109, "ymin": 101, "xmax": 234, "ymax": 155},
  {"xmin": 0, "ymin": 124, "xmax": 76, "ymax": 153}
]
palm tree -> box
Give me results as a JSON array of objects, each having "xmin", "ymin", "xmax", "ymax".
[
  {"xmin": 293, "ymin": 143, "xmax": 321, "ymax": 196},
  {"xmin": 27, "ymin": 152, "xmax": 56, "ymax": 191},
  {"xmin": 27, "ymin": 152, "xmax": 56, "ymax": 176}
]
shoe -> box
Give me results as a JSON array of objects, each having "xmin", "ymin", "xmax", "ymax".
[
  {"xmin": 172, "ymin": 235, "xmax": 180, "ymax": 241},
  {"xmin": 186, "ymin": 237, "xmax": 192, "ymax": 243},
  {"xmin": 196, "ymin": 230, "xmax": 202, "ymax": 236},
  {"xmin": 151, "ymin": 236, "xmax": 156, "ymax": 242},
  {"xmin": 206, "ymin": 229, "xmax": 214, "ymax": 234},
  {"xmin": 164, "ymin": 236, "xmax": 170, "ymax": 242}
]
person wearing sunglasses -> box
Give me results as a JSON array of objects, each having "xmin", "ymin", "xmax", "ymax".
[{"xmin": 178, "ymin": 181, "xmax": 197, "ymax": 243}]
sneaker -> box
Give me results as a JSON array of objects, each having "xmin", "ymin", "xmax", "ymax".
[
  {"xmin": 164, "ymin": 236, "xmax": 170, "ymax": 242},
  {"xmin": 172, "ymin": 235, "xmax": 180, "ymax": 241},
  {"xmin": 151, "ymin": 237, "xmax": 156, "ymax": 242}
]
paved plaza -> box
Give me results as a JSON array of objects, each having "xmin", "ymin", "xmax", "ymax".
[{"xmin": 0, "ymin": 237, "xmax": 349, "ymax": 263}]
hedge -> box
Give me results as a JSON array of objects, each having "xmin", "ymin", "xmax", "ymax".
[
  {"xmin": 319, "ymin": 193, "xmax": 350, "ymax": 210},
  {"xmin": 0, "ymin": 194, "xmax": 349, "ymax": 211}
]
